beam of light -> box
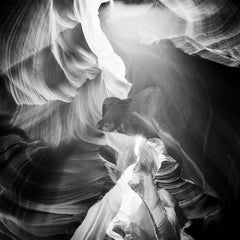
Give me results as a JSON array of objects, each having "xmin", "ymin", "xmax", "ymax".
[
  {"xmin": 103, "ymin": 1, "xmax": 152, "ymax": 41},
  {"xmin": 0, "ymin": 1, "xmax": 239, "ymax": 240},
  {"xmin": 103, "ymin": 0, "xmax": 240, "ymax": 67},
  {"xmin": 109, "ymin": 0, "xmax": 115, "ymax": 12},
  {"xmin": 134, "ymin": 135, "xmax": 146, "ymax": 160}
]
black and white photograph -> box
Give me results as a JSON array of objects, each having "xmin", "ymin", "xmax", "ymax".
[{"xmin": 0, "ymin": 0, "xmax": 240, "ymax": 239}]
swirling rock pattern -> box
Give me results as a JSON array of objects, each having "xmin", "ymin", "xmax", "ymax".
[
  {"xmin": 153, "ymin": 158, "xmax": 223, "ymax": 224},
  {"xmin": 0, "ymin": 115, "xmax": 115, "ymax": 240},
  {"xmin": 111, "ymin": 0, "xmax": 240, "ymax": 67},
  {"xmin": 0, "ymin": 0, "xmax": 240, "ymax": 239}
]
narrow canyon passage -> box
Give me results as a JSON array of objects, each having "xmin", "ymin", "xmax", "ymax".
[{"xmin": 0, "ymin": 0, "xmax": 240, "ymax": 240}]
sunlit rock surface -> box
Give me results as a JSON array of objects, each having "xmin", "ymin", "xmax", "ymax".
[
  {"xmin": 0, "ymin": 0, "xmax": 240, "ymax": 239},
  {"xmin": 105, "ymin": 0, "xmax": 240, "ymax": 67}
]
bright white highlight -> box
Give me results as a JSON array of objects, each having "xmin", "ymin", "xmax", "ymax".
[{"xmin": 134, "ymin": 136, "xmax": 145, "ymax": 161}]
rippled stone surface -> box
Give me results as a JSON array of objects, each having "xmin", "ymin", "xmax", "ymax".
[
  {"xmin": 97, "ymin": 40, "xmax": 240, "ymax": 238},
  {"xmin": 0, "ymin": 115, "xmax": 116, "ymax": 239},
  {"xmin": 0, "ymin": 0, "xmax": 240, "ymax": 239},
  {"xmin": 107, "ymin": 0, "xmax": 240, "ymax": 67}
]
